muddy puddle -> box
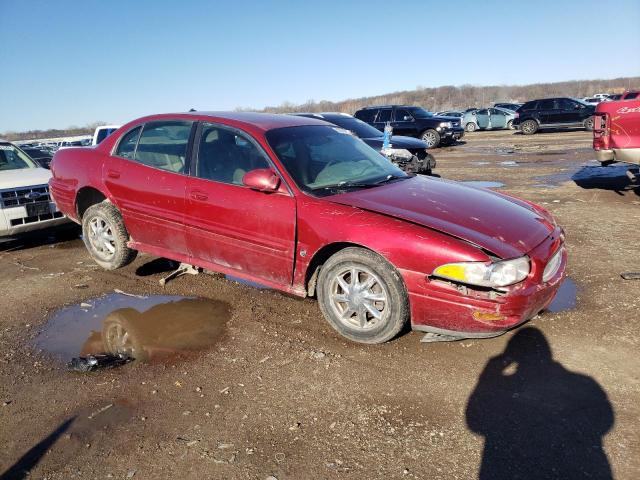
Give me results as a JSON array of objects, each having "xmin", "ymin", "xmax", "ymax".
[
  {"xmin": 461, "ymin": 180, "xmax": 506, "ymax": 189},
  {"xmin": 33, "ymin": 294, "xmax": 231, "ymax": 364},
  {"xmin": 547, "ymin": 278, "xmax": 577, "ymax": 313}
]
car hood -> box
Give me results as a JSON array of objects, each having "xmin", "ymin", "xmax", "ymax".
[
  {"xmin": 0, "ymin": 167, "xmax": 52, "ymax": 190},
  {"xmin": 363, "ymin": 135, "xmax": 428, "ymax": 150},
  {"xmin": 325, "ymin": 176, "xmax": 553, "ymax": 258}
]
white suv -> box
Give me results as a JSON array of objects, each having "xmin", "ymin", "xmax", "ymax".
[{"xmin": 0, "ymin": 142, "xmax": 69, "ymax": 239}]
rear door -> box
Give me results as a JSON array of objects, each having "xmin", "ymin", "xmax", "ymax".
[
  {"xmin": 489, "ymin": 108, "xmax": 507, "ymax": 129},
  {"xmin": 373, "ymin": 108, "xmax": 392, "ymax": 132},
  {"xmin": 104, "ymin": 120, "xmax": 193, "ymax": 256},
  {"xmin": 536, "ymin": 99, "xmax": 556, "ymax": 125},
  {"xmin": 184, "ymin": 122, "xmax": 296, "ymax": 286}
]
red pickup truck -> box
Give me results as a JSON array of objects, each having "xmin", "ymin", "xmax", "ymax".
[{"xmin": 593, "ymin": 93, "xmax": 640, "ymax": 166}]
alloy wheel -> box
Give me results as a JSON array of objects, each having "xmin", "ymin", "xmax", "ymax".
[
  {"xmin": 87, "ymin": 215, "xmax": 116, "ymax": 260},
  {"xmin": 329, "ymin": 266, "xmax": 388, "ymax": 331},
  {"xmin": 422, "ymin": 131, "xmax": 438, "ymax": 147}
]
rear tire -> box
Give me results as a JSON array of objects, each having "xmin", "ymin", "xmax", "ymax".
[
  {"xmin": 584, "ymin": 117, "xmax": 594, "ymax": 131},
  {"xmin": 507, "ymin": 119, "xmax": 514, "ymax": 130},
  {"xmin": 420, "ymin": 129, "xmax": 441, "ymax": 148},
  {"xmin": 521, "ymin": 119, "xmax": 538, "ymax": 135},
  {"xmin": 465, "ymin": 122, "xmax": 476, "ymax": 132},
  {"xmin": 82, "ymin": 201, "xmax": 137, "ymax": 270},
  {"xmin": 317, "ymin": 247, "xmax": 409, "ymax": 344}
]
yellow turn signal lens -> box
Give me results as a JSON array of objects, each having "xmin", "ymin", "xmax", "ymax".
[
  {"xmin": 432, "ymin": 264, "xmax": 467, "ymax": 282},
  {"xmin": 472, "ymin": 311, "xmax": 506, "ymax": 322}
]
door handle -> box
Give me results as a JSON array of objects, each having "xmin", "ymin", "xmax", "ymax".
[
  {"xmin": 190, "ymin": 190, "xmax": 208, "ymax": 201},
  {"xmin": 107, "ymin": 169, "xmax": 120, "ymax": 179}
]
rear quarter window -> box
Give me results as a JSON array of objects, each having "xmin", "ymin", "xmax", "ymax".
[
  {"xmin": 355, "ymin": 109, "xmax": 377, "ymax": 123},
  {"xmin": 521, "ymin": 101, "xmax": 538, "ymax": 111}
]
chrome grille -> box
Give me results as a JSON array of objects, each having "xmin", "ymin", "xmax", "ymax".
[{"xmin": 0, "ymin": 184, "xmax": 51, "ymax": 208}]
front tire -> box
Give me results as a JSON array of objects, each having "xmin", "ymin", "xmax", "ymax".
[
  {"xmin": 420, "ymin": 129, "xmax": 441, "ymax": 148},
  {"xmin": 521, "ymin": 119, "xmax": 538, "ymax": 135},
  {"xmin": 317, "ymin": 247, "xmax": 409, "ymax": 344},
  {"xmin": 82, "ymin": 201, "xmax": 137, "ymax": 270}
]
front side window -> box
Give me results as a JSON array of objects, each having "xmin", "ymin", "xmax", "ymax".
[
  {"xmin": 196, "ymin": 124, "xmax": 270, "ymax": 185},
  {"xmin": 395, "ymin": 109, "xmax": 414, "ymax": 122},
  {"xmin": 115, "ymin": 126, "xmax": 142, "ymax": 159},
  {"xmin": 134, "ymin": 121, "xmax": 193, "ymax": 173},
  {"xmin": 266, "ymin": 125, "xmax": 406, "ymax": 197},
  {"xmin": 558, "ymin": 99, "xmax": 579, "ymax": 110},
  {"xmin": 0, "ymin": 144, "xmax": 38, "ymax": 171}
]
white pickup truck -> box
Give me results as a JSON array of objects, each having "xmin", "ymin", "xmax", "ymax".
[
  {"xmin": 0, "ymin": 141, "xmax": 69, "ymax": 239},
  {"xmin": 92, "ymin": 125, "xmax": 121, "ymax": 145}
]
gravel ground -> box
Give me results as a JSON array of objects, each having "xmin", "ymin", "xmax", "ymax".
[{"xmin": 1, "ymin": 129, "xmax": 638, "ymax": 480}]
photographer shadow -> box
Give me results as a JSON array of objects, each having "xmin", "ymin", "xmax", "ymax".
[{"xmin": 466, "ymin": 327, "xmax": 614, "ymax": 480}]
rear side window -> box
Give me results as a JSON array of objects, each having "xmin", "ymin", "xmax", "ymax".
[
  {"xmin": 521, "ymin": 101, "xmax": 538, "ymax": 111},
  {"xmin": 538, "ymin": 100, "xmax": 555, "ymax": 110},
  {"xmin": 376, "ymin": 109, "xmax": 392, "ymax": 123},
  {"xmin": 135, "ymin": 121, "xmax": 193, "ymax": 173},
  {"xmin": 115, "ymin": 126, "xmax": 142, "ymax": 159},
  {"xmin": 356, "ymin": 109, "xmax": 377, "ymax": 122}
]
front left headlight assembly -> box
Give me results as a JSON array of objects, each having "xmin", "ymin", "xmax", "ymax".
[
  {"xmin": 432, "ymin": 257, "xmax": 530, "ymax": 288},
  {"xmin": 381, "ymin": 147, "xmax": 413, "ymax": 160}
]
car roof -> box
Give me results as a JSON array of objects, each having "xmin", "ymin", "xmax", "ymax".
[
  {"xmin": 184, "ymin": 111, "xmax": 329, "ymax": 131},
  {"xmin": 357, "ymin": 105, "xmax": 417, "ymax": 110}
]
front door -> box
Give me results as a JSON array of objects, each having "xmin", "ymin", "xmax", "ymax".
[
  {"xmin": 475, "ymin": 109, "xmax": 490, "ymax": 129},
  {"xmin": 392, "ymin": 108, "xmax": 417, "ymax": 136},
  {"xmin": 104, "ymin": 120, "xmax": 193, "ymax": 256},
  {"xmin": 185, "ymin": 122, "xmax": 296, "ymax": 287}
]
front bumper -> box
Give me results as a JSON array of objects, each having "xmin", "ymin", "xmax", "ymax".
[
  {"xmin": 0, "ymin": 202, "xmax": 69, "ymax": 238},
  {"xmin": 403, "ymin": 229, "xmax": 566, "ymax": 338},
  {"xmin": 439, "ymin": 127, "xmax": 465, "ymax": 142}
]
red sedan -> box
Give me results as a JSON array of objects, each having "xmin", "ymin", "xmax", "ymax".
[{"xmin": 50, "ymin": 112, "xmax": 566, "ymax": 344}]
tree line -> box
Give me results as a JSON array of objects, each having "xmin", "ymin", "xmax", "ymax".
[{"xmin": 3, "ymin": 76, "xmax": 638, "ymax": 140}]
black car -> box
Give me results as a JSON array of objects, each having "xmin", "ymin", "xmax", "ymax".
[
  {"xmin": 513, "ymin": 97, "xmax": 595, "ymax": 135},
  {"xmin": 494, "ymin": 102, "xmax": 522, "ymax": 112},
  {"xmin": 294, "ymin": 112, "xmax": 436, "ymax": 175},
  {"xmin": 354, "ymin": 105, "xmax": 464, "ymax": 148},
  {"xmin": 19, "ymin": 146, "xmax": 54, "ymax": 169}
]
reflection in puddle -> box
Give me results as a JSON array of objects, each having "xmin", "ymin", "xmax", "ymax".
[
  {"xmin": 462, "ymin": 180, "xmax": 506, "ymax": 189},
  {"xmin": 547, "ymin": 278, "xmax": 577, "ymax": 313},
  {"xmin": 34, "ymin": 294, "xmax": 231, "ymax": 363}
]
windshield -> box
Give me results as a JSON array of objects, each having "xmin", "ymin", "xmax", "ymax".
[
  {"xmin": 265, "ymin": 125, "xmax": 407, "ymax": 196},
  {"xmin": 326, "ymin": 116, "xmax": 384, "ymax": 139},
  {"xmin": 0, "ymin": 144, "xmax": 39, "ymax": 171},
  {"xmin": 408, "ymin": 107, "xmax": 434, "ymax": 118}
]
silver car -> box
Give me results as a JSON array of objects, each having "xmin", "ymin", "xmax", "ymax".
[{"xmin": 466, "ymin": 107, "xmax": 517, "ymax": 131}]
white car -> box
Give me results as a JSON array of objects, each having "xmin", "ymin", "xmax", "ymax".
[
  {"xmin": 0, "ymin": 142, "xmax": 69, "ymax": 239},
  {"xmin": 92, "ymin": 125, "xmax": 121, "ymax": 146}
]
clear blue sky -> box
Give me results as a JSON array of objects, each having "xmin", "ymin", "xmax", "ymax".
[{"xmin": 1, "ymin": 0, "xmax": 639, "ymax": 132}]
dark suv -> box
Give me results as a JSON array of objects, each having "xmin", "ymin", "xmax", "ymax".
[
  {"xmin": 354, "ymin": 105, "xmax": 464, "ymax": 148},
  {"xmin": 513, "ymin": 97, "xmax": 595, "ymax": 135}
]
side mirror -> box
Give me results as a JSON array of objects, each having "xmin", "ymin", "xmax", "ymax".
[{"xmin": 242, "ymin": 168, "xmax": 280, "ymax": 192}]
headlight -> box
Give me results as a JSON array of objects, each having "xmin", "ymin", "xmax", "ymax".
[
  {"xmin": 439, "ymin": 121, "xmax": 452, "ymax": 128},
  {"xmin": 432, "ymin": 257, "xmax": 530, "ymax": 288},
  {"xmin": 381, "ymin": 147, "xmax": 413, "ymax": 160}
]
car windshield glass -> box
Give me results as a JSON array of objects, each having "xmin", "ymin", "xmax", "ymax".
[
  {"xmin": 408, "ymin": 107, "xmax": 433, "ymax": 118},
  {"xmin": 0, "ymin": 144, "xmax": 38, "ymax": 171},
  {"xmin": 265, "ymin": 125, "xmax": 407, "ymax": 197},
  {"xmin": 325, "ymin": 116, "xmax": 384, "ymax": 138}
]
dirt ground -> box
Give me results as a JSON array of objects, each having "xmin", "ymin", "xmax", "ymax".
[{"xmin": 1, "ymin": 129, "xmax": 638, "ymax": 480}]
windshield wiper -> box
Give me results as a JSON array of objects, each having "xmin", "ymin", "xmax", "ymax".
[
  {"xmin": 312, "ymin": 181, "xmax": 380, "ymax": 192},
  {"xmin": 373, "ymin": 174, "xmax": 412, "ymax": 185}
]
